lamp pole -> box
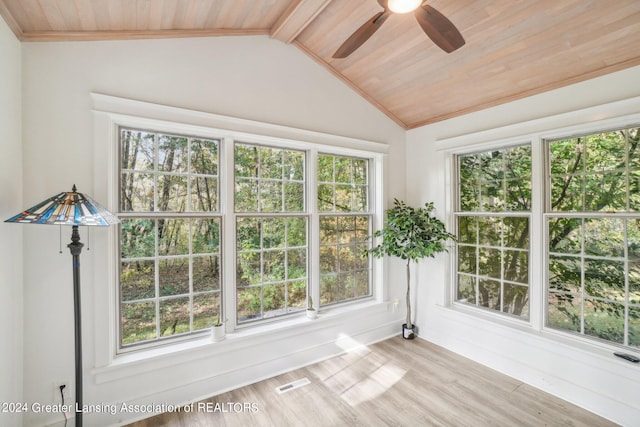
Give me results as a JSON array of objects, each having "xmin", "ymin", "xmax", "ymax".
[{"xmin": 68, "ymin": 225, "xmax": 84, "ymax": 427}]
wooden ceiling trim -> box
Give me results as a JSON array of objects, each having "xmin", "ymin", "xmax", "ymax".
[
  {"xmin": 294, "ymin": 39, "xmax": 408, "ymax": 130},
  {"xmin": 18, "ymin": 28, "xmax": 270, "ymax": 42},
  {"xmin": 271, "ymin": 0, "xmax": 332, "ymax": 44},
  {"xmin": 0, "ymin": 1, "xmax": 23, "ymax": 40}
]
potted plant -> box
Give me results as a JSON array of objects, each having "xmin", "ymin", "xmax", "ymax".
[
  {"xmin": 306, "ymin": 296, "xmax": 317, "ymax": 319},
  {"xmin": 211, "ymin": 314, "xmax": 226, "ymax": 342},
  {"xmin": 368, "ymin": 199, "xmax": 456, "ymax": 340}
]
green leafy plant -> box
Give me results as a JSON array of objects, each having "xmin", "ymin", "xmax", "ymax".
[{"xmin": 368, "ymin": 199, "xmax": 456, "ymax": 330}]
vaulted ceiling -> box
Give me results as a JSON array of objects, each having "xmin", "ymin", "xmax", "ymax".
[{"xmin": 2, "ymin": 0, "xmax": 640, "ymax": 129}]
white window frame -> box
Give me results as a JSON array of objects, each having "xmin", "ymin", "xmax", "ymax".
[
  {"xmin": 437, "ymin": 95, "xmax": 640, "ymax": 353},
  {"xmin": 91, "ymin": 94, "xmax": 387, "ymax": 356}
]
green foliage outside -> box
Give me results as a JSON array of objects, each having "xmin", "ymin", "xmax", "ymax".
[{"xmin": 457, "ymin": 127, "xmax": 640, "ymax": 348}]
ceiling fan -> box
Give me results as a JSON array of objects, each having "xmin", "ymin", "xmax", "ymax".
[{"xmin": 333, "ymin": 0, "xmax": 465, "ymax": 58}]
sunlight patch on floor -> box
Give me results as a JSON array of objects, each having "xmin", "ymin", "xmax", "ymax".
[{"xmin": 309, "ymin": 333, "xmax": 407, "ymax": 407}]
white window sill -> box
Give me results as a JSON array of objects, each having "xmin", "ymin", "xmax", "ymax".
[{"xmin": 93, "ymin": 299, "xmax": 387, "ymax": 384}]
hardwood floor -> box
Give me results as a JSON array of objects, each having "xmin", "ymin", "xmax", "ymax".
[{"xmin": 126, "ymin": 336, "xmax": 617, "ymax": 426}]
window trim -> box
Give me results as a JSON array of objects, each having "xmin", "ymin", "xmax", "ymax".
[{"xmin": 91, "ymin": 93, "xmax": 387, "ymax": 357}]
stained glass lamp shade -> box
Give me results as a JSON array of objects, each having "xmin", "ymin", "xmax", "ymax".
[
  {"xmin": 5, "ymin": 185, "xmax": 119, "ymax": 226},
  {"xmin": 5, "ymin": 185, "xmax": 119, "ymax": 427}
]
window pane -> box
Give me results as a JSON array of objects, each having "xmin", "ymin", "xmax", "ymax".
[
  {"xmin": 193, "ymin": 255, "xmax": 220, "ymax": 292},
  {"xmin": 158, "ymin": 219, "xmax": 189, "ymax": 255},
  {"xmin": 547, "ymin": 292, "xmax": 581, "ymax": 333},
  {"xmin": 235, "ymin": 179, "xmax": 259, "ymax": 212},
  {"xmin": 503, "ymin": 250, "xmax": 528, "ymax": 284},
  {"xmin": 585, "ymin": 131, "xmax": 626, "ymax": 172},
  {"xmin": 236, "ymin": 216, "xmax": 308, "ymax": 323},
  {"xmin": 160, "ymin": 297, "xmax": 190, "ymax": 337},
  {"xmin": 192, "ymin": 218, "xmax": 220, "ymax": 254},
  {"xmin": 120, "ymin": 260, "xmax": 155, "ymax": 301},
  {"xmin": 121, "ymin": 301, "xmax": 156, "ymax": 345},
  {"xmin": 191, "ymin": 139, "xmax": 218, "ymax": 175},
  {"xmin": 546, "ymin": 127, "xmax": 640, "ymax": 350},
  {"xmin": 585, "ymin": 259, "xmax": 625, "ymax": 303},
  {"xmin": 193, "ymin": 293, "xmax": 219, "ymax": 331},
  {"xmin": 121, "ymin": 130, "xmax": 154, "ymax": 172},
  {"xmin": 235, "ymin": 143, "xmax": 305, "ymax": 214},
  {"xmin": 120, "ymin": 172, "xmax": 154, "ymax": 212},
  {"xmin": 158, "ymin": 135, "xmax": 188, "ymax": 173},
  {"xmin": 318, "ymin": 154, "xmax": 368, "ymax": 214},
  {"xmin": 118, "ymin": 127, "xmax": 223, "ymax": 348},
  {"xmin": 190, "ymin": 176, "xmax": 218, "ymax": 212},
  {"xmin": 584, "ymin": 299, "xmax": 624, "ymax": 344},
  {"xmin": 259, "ymin": 181, "xmax": 282, "ymax": 212},
  {"xmin": 159, "ymin": 257, "xmax": 189, "ymax": 297},
  {"xmin": 585, "ymin": 173, "xmax": 626, "ymax": 212},
  {"xmin": 237, "ymin": 287, "xmax": 261, "ymax": 322},
  {"xmin": 503, "ymin": 283, "xmax": 529, "ymax": 317},
  {"xmin": 478, "ymin": 278, "xmax": 500, "ymax": 310},
  {"xmin": 320, "ymin": 214, "xmax": 371, "ymax": 306},
  {"xmin": 235, "ymin": 144, "xmax": 258, "ymax": 178},
  {"xmin": 457, "ymin": 216, "xmax": 477, "ymax": 244},
  {"xmin": 157, "ymin": 174, "xmax": 187, "ymax": 212},
  {"xmin": 503, "ymin": 217, "xmax": 529, "ymax": 250},
  {"xmin": 120, "ymin": 218, "xmax": 155, "ymax": 258},
  {"xmin": 260, "ymin": 147, "xmax": 283, "ymax": 179},
  {"xmin": 457, "ymin": 245, "xmax": 477, "ymax": 275},
  {"xmin": 455, "ymin": 144, "xmax": 531, "ymax": 319},
  {"xmin": 584, "ymin": 218, "xmax": 624, "ymax": 257},
  {"xmin": 457, "ymin": 274, "xmax": 476, "ymax": 304},
  {"xmin": 548, "ymin": 255, "xmax": 581, "ymax": 293},
  {"xmin": 549, "ymin": 218, "xmax": 581, "ymax": 254},
  {"xmin": 550, "ymin": 175, "xmax": 584, "ymax": 211}
]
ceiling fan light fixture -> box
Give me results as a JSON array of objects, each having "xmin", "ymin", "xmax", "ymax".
[{"xmin": 387, "ymin": 0, "xmax": 422, "ymax": 14}]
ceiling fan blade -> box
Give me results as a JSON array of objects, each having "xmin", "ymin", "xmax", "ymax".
[
  {"xmin": 333, "ymin": 10, "xmax": 391, "ymax": 59},
  {"xmin": 414, "ymin": 4, "xmax": 465, "ymax": 53}
]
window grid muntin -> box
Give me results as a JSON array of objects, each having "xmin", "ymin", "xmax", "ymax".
[
  {"xmin": 454, "ymin": 143, "xmax": 532, "ymax": 319},
  {"xmin": 235, "ymin": 214, "xmax": 309, "ymax": 324},
  {"xmin": 116, "ymin": 125, "xmax": 381, "ymax": 352},
  {"xmin": 118, "ymin": 126, "xmax": 222, "ymax": 349},
  {"xmin": 318, "ymin": 153, "xmax": 372, "ymax": 307},
  {"xmin": 545, "ymin": 126, "xmax": 640, "ymax": 349},
  {"xmin": 120, "ymin": 128, "xmax": 220, "ymax": 213},
  {"xmin": 234, "ymin": 142, "xmax": 306, "ymax": 214}
]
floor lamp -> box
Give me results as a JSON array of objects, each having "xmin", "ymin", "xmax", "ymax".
[{"xmin": 6, "ymin": 185, "xmax": 119, "ymax": 427}]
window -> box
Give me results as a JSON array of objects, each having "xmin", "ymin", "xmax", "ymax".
[
  {"xmin": 453, "ymin": 124, "xmax": 640, "ymax": 350},
  {"xmin": 115, "ymin": 124, "xmax": 380, "ymax": 350},
  {"xmin": 455, "ymin": 145, "xmax": 532, "ymax": 318},
  {"xmin": 118, "ymin": 129, "xmax": 221, "ymax": 347},
  {"xmin": 235, "ymin": 143, "xmax": 307, "ymax": 323},
  {"xmin": 546, "ymin": 127, "xmax": 640, "ymax": 347},
  {"xmin": 318, "ymin": 154, "xmax": 372, "ymax": 305}
]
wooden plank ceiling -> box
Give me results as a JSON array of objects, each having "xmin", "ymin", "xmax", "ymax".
[{"xmin": 2, "ymin": 0, "xmax": 640, "ymax": 129}]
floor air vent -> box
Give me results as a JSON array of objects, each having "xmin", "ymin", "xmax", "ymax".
[{"xmin": 275, "ymin": 377, "xmax": 311, "ymax": 394}]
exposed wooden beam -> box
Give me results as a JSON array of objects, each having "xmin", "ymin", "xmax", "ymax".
[
  {"xmin": 18, "ymin": 28, "xmax": 269, "ymax": 42},
  {"xmin": 271, "ymin": 0, "xmax": 332, "ymax": 44}
]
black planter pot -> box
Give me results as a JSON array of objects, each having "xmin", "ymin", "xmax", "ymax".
[{"xmin": 402, "ymin": 323, "xmax": 415, "ymax": 340}]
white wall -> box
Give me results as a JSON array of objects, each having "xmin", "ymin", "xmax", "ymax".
[
  {"xmin": 407, "ymin": 65, "xmax": 640, "ymax": 426},
  {"xmin": 21, "ymin": 36, "xmax": 406, "ymax": 426},
  {"xmin": 0, "ymin": 17, "xmax": 23, "ymax": 427}
]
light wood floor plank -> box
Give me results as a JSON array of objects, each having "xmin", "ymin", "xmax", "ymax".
[{"xmin": 125, "ymin": 336, "xmax": 617, "ymax": 427}]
